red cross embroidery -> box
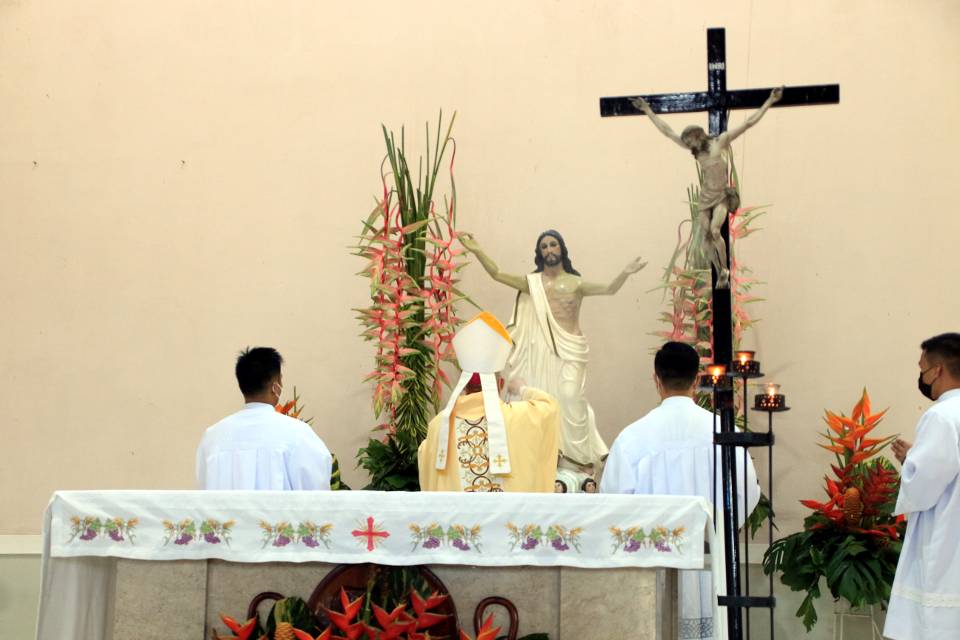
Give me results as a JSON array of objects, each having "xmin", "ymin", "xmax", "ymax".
[{"xmin": 352, "ymin": 516, "xmax": 390, "ymax": 551}]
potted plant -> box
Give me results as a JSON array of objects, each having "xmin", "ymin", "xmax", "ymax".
[{"xmin": 762, "ymin": 389, "xmax": 905, "ymax": 632}]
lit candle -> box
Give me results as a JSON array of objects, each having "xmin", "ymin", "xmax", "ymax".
[
  {"xmin": 755, "ymin": 383, "xmax": 786, "ymax": 410},
  {"xmin": 697, "ymin": 364, "xmax": 729, "ymax": 390},
  {"xmin": 731, "ymin": 350, "xmax": 760, "ymax": 375}
]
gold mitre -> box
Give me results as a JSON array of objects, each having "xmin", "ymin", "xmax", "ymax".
[{"xmin": 452, "ymin": 311, "xmax": 513, "ymax": 373}]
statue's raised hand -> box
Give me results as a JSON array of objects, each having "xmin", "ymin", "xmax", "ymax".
[
  {"xmin": 630, "ymin": 96, "xmax": 652, "ymax": 112},
  {"xmin": 624, "ymin": 256, "xmax": 647, "ymax": 274},
  {"xmin": 458, "ymin": 231, "xmax": 479, "ymax": 253}
]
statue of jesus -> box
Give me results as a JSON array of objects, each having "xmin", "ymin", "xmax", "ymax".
[
  {"xmin": 631, "ymin": 86, "xmax": 782, "ymax": 288},
  {"xmin": 459, "ymin": 229, "xmax": 646, "ymax": 471}
]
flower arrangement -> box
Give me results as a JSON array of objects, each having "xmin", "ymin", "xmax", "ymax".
[
  {"xmin": 213, "ymin": 596, "xmax": 318, "ymax": 640},
  {"xmin": 354, "ymin": 113, "xmax": 467, "ymax": 490},
  {"xmin": 212, "ymin": 589, "xmax": 499, "ymax": 640},
  {"xmin": 762, "ymin": 389, "xmax": 905, "ymax": 630}
]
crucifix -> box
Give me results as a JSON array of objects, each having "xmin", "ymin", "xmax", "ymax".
[{"xmin": 600, "ymin": 27, "xmax": 839, "ymax": 640}]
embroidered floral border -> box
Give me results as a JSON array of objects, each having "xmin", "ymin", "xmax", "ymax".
[
  {"xmin": 259, "ymin": 520, "xmax": 334, "ymax": 549},
  {"xmin": 506, "ymin": 523, "xmax": 582, "ymax": 552},
  {"xmin": 162, "ymin": 518, "xmax": 235, "ymax": 546},
  {"xmin": 68, "ymin": 516, "xmax": 138, "ymax": 544},
  {"xmin": 410, "ymin": 523, "xmax": 482, "ymax": 553},
  {"xmin": 609, "ymin": 525, "xmax": 687, "ymax": 553}
]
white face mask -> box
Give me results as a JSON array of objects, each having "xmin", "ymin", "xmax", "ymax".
[{"xmin": 272, "ymin": 383, "xmax": 283, "ymax": 405}]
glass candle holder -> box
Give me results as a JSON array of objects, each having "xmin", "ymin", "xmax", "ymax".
[
  {"xmin": 755, "ymin": 383, "xmax": 786, "ymax": 410},
  {"xmin": 697, "ymin": 364, "xmax": 731, "ymax": 390},
  {"xmin": 731, "ymin": 350, "xmax": 761, "ymax": 375}
]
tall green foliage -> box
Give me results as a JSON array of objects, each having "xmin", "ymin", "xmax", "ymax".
[{"xmin": 354, "ymin": 112, "xmax": 465, "ymax": 490}]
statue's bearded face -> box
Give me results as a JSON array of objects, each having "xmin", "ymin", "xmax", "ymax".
[
  {"xmin": 681, "ymin": 127, "xmax": 709, "ymax": 155},
  {"xmin": 533, "ymin": 229, "xmax": 579, "ymax": 275},
  {"xmin": 539, "ymin": 235, "xmax": 562, "ymax": 267}
]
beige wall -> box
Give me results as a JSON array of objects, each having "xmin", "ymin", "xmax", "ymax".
[{"xmin": 2, "ymin": 0, "xmax": 959, "ymax": 535}]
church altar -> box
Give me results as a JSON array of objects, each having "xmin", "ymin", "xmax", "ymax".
[{"xmin": 37, "ymin": 490, "xmax": 726, "ymax": 639}]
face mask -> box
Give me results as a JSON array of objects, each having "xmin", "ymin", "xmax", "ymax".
[
  {"xmin": 273, "ymin": 383, "xmax": 283, "ymax": 405},
  {"xmin": 918, "ymin": 367, "xmax": 936, "ymax": 400}
]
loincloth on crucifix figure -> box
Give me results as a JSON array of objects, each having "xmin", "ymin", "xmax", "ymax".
[
  {"xmin": 695, "ymin": 150, "xmax": 740, "ymax": 227},
  {"xmin": 459, "ymin": 229, "xmax": 646, "ymax": 482}
]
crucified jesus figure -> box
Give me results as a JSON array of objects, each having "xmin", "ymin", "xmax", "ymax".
[{"xmin": 631, "ymin": 86, "xmax": 782, "ymax": 288}]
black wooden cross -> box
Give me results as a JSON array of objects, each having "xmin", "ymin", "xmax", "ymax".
[
  {"xmin": 600, "ymin": 27, "xmax": 839, "ymax": 640},
  {"xmin": 600, "ymin": 29, "xmax": 839, "ymax": 137}
]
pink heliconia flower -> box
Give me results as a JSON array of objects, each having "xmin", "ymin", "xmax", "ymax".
[{"xmin": 356, "ymin": 135, "xmax": 464, "ymax": 438}]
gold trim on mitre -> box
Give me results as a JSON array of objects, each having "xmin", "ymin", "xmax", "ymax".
[{"xmin": 471, "ymin": 311, "xmax": 513, "ymax": 344}]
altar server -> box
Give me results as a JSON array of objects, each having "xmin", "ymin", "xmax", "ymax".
[
  {"xmin": 418, "ymin": 312, "xmax": 560, "ymax": 492},
  {"xmin": 884, "ymin": 333, "xmax": 960, "ymax": 640},
  {"xmin": 196, "ymin": 347, "xmax": 332, "ymax": 490},
  {"xmin": 601, "ymin": 341, "xmax": 759, "ymax": 640}
]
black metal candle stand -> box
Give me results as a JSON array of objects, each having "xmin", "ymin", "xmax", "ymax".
[{"xmin": 708, "ymin": 365, "xmax": 787, "ymax": 640}]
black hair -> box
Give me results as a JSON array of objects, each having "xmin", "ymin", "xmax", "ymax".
[
  {"xmin": 235, "ymin": 347, "xmax": 283, "ymax": 396},
  {"xmin": 654, "ymin": 341, "xmax": 700, "ymax": 391},
  {"xmin": 533, "ymin": 229, "xmax": 581, "ymax": 276},
  {"xmin": 921, "ymin": 333, "xmax": 960, "ymax": 377}
]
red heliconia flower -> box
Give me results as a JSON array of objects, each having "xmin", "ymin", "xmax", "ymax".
[
  {"xmin": 800, "ymin": 389, "xmax": 902, "ymax": 541},
  {"xmin": 460, "ymin": 615, "xmax": 500, "ymax": 640},
  {"xmin": 409, "ymin": 590, "xmax": 450, "ymax": 630},
  {"xmin": 218, "ymin": 614, "xmax": 258, "ymax": 640}
]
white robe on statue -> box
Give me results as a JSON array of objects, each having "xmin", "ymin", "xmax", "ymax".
[
  {"xmin": 196, "ymin": 402, "xmax": 333, "ymax": 490},
  {"xmin": 600, "ymin": 395, "xmax": 760, "ymax": 640},
  {"xmin": 505, "ymin": 273, "xmax": 608, "ymax": 467},
  {"xmin": 884, "ymin": 388, "xmax": 960, "ymax": 640}
]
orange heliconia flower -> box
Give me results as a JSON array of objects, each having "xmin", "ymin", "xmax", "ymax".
[{"xmin": 801, "ymin": 389, "xmax": 901, "ymax": 540}]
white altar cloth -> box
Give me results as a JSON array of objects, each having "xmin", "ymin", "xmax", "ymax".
[{"xmin": 37, "ymin": 490, "xmax": 728, "ymax": 639}]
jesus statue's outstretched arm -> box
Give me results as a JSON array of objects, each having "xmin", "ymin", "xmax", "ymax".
[
  {"xmin": 630, "ymin": 97, "xmax": 686, "ymax": 148},
  {"xmin": 580, "ymin": 256, "xmax": 647, "ymax": 296},
  {"xmin": 459, "ymin": 232, "xmax": 530, "ymax": 293},
  {"xmin": 720, "ymin": 86, "xmax": 783, "ymax": 144}
]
